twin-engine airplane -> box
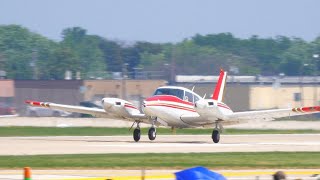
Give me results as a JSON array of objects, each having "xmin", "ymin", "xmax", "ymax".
[{"xmin": 26, "ymin": 69, "xmax": 320, "ymax": 143}]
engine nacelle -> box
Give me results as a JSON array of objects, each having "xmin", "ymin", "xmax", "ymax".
[
  {"xmin": 101, "ymin": 98, "xmax": 140, "ymax": 118},
  {"xmin": 195, "ymin": 99, "xmax": 232, "ymax": 120},
  {"xmin": 194, "ymin": 99, "xmax": 216, "ymax": 109}
]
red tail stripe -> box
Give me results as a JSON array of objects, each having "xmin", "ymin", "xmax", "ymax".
[{"xmin": 212, "ymin": 69, "xmax": 225, "ymax": 100}]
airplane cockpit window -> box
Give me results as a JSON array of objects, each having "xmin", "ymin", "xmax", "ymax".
[
  {"xmin": 194, "ymin": 95, "xmax": 200, "ymax": 103},
  {"xmin": 154, "ymin": 88, "xmax": 184, "ymax": 100},
  {"xmin": 184, "ymin": 91, "xmax": 194, "ymax": 103}
]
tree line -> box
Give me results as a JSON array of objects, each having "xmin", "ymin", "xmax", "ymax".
[{"xmin": 0, "ymin": 25, "xmax": 320, "ymax": 80}]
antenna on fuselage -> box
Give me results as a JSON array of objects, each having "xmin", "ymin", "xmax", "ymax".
[
  {"xmin": 191, "ymin": 86, "xmax": 195, "ymax": 92},
  {"xmin": 203, "ymin": 93, "xmax": 206, "ymax": 99}
]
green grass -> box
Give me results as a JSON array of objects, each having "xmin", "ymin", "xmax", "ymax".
[
  {"xmin": 0, "ymin": 126, "xmax": 319, "ymax": 136},
  {"xmin": 0, "ymin": 152, "xmax": 319, "ymax": 169}
]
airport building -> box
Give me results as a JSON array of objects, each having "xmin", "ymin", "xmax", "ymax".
[{"xmin": 1, "ymin": 76, "xmax": 319, "ymax": 115}]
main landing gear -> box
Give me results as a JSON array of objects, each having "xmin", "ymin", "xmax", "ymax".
[
  {"xmin": 148, "ymin": 127, "xmax": 156, "ymax": 140},
  {"xmin": 212, "ymin": 121, "xmax": 223, "ymax": 143},
  {"xmin": 133, "ymin": 122, "xmax": 141, "ymax": 142},
  {"xmin": 131, "ymin": 121, "xmax": 157, "ymax": 142}
]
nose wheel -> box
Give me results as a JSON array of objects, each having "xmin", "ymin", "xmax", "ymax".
[{"xmin": 148, "ymin": 127, "xmax": 156, "ymax": 140}]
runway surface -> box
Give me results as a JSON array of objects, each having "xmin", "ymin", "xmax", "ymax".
[{"xmin": 0, "ymin": 134, "xmax": 320, "ymax": 155}]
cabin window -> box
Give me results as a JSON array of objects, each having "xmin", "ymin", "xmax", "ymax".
[
  {"xmin": 154, "ymin": 88, "xmax": 184, "ymax": 100},
  {"xmin": 194, "ymin": 95, "xmax": 200, "ymax": 103},
  {"xmin": 184, "ymin": 91, "xmax": 194, "ymax": 103}
]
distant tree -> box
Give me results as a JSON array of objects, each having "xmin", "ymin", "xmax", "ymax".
[
  {"xmin": 61, "ymin": 27, "xmax": 106, "ymax": 78},
  {"xmin": 99, "ymin": 39, "xmax": 123, "ymax": 72},
  {"xmin": 46, "ymin": 46, "xmax": 80, "ymax": 79},
  {"xmin": 279, "ymin": 39, "xmax": 311, "ymax": 75},
  {"xmin": 0, "ymin": 25, "xmax": 57, "ymax": 79}
]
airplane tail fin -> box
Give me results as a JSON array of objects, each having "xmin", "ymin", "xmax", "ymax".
[{"xmin": 212, "ymin": 69, "xmax": 228, "ymax": 102}]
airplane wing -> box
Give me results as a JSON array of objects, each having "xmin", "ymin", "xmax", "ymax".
[
  {"xmin": 25, "ymin": 100, "xmax": 149, "ymax": 123},
  {"xmin": 227, "ymin": 106, "xmax": 320, "ymax": 121}
]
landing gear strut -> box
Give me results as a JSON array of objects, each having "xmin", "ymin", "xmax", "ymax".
[
  {"xmin": 212, "ymin": 121, "xmax": 222, "ymax": 143},
  {"xmin": 131, "ymin": 118, "xmax": 158, "ymax": 142}
]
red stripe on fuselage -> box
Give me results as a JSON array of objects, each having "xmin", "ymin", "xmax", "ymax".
[
  {"xmin": 146, "ymin": 103, "xmax": 196, "ymax": 112},
  {"xmin": 145, "ymin": 95, "xmax": 194, "ymax": 106}
]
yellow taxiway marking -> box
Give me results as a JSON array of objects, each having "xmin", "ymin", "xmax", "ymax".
[
  {"xmin": 60, "ymin": 174, "xmax": 175, "ymax": 180},
  {"xmin": 59, "ymin": 170, "xmax": 320, "ymax": 180},
  {"xmin": 222, "ymin": 170, "xmax": 320, "ymax": 176}
]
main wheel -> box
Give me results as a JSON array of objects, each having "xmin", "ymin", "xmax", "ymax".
[
  {"xmin": 212, "ymin": 130, "xmax": 220, "ymax": 143},
  {"xmin": 148, "ymin": 127, "xmax": 156, "ymax": 141},
  {"xmin": 133, "ymin": 128, "xmax": 141, "ymax": 142}
]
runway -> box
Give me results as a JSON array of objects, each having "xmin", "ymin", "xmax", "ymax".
[{"xmin": 0, "ymin": 134, "xmax": 320, "ymax": 155}]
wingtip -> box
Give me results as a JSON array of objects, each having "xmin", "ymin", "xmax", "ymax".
[
  {"xmin": 292, "ymin": 106, "xmax": 320, "ymax": 113},
  {"xmin": 25, "ymin": 100, "xmax": 41, "ymax": 106},
  {"xmin": 25, "ymin": 100, "xmax": 32, "ymax": 104}
]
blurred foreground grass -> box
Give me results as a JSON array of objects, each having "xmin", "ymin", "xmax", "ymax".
[{"xmin": 0, "ymin": 152, "xmax": 319, "ymax": 169}]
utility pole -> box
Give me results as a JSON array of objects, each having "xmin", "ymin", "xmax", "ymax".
[
  {"xmin": 0, "ymin": 53, "xmax": 6, "ymax": 79},
  {"xmin": 313, "ymin": 54, "xmax": 319, "ymax": 106},
  {"xmin": 121, "ymin": 63, "xmax": 128, "ymax": 99},
  {"xmin": 30, "ymin": 49, "xmax": 38, "ymax": 80}
]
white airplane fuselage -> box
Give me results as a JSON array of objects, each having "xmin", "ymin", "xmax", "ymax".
[{"xmin": 142, "ymin": 86, "xmax": 233, "ymax": 128}]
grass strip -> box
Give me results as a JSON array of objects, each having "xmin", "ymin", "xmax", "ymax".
[
  {"xmin": 0, "ymin": 152, "xmax": 319, "ymax": 169},
  {"xmin": 0, "ymin": 126, "xmax": 319, "ymax": 136}
]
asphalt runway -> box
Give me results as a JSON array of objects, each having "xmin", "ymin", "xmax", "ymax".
[{"xmin": 0, "ymin": 134, "xmax": 320, "ymax": 155}]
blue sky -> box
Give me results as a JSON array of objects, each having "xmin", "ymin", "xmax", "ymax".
[{"xmin": 0, "ymin": 0, "xmax": 319, "ymax": 42}]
